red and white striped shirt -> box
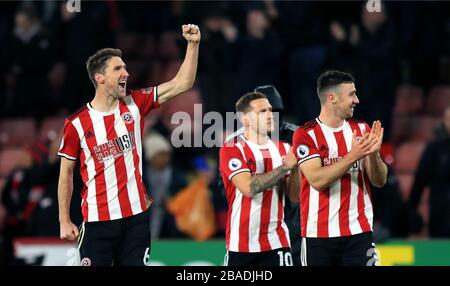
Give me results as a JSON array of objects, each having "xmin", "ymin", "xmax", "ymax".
[
  {"xmin": 219, "ymin": 135, "xmax": 291, "ymax": 252},
  {"xmin": 292, "ymin": 118, "xmax": 373, "ymax": 238},
  {"xmin": 58, "ymin": 87, "xmax": 159, "ymax": 222}
]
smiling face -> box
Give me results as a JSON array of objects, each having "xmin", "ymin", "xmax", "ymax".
[
  {"xmin": 333, "ymin": 83, "xmax": 359, "ymax": 119},
  {"xmin": 96, "ymin": 56, "xmax": 129, "ymax": 99}
]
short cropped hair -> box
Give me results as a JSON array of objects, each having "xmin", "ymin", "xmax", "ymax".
[
  {"xmin": 235, "ymin": 92, "xmax": 268, "ymax": 114},
  {"xmin": 86, "ymin": 48, "xmax": 122, "ymax": 87},
  {"xmin": 317, "ymin": 70, "xmax": 355, "ymax": 103}
]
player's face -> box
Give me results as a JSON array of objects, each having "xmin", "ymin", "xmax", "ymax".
[
  {"xmin": 103, "ymin": 57, "xmax": 129, "ymax": 99},
  {"xmin": 247, "ymin": 98, "xmax": 274, "ymax": 135},
  {"xmin": 336, "ymin": 83, "xmax": 359, "ymax": 119}
]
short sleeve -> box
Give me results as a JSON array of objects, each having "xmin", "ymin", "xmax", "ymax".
[
  {"xmin": 219, "ymin": 145, "xmax": 250, "ymax": 181},
  {"xmin": 292, "ymin": 128, "xmax": 321, "ymax": 165},
  {"xmin": 58, "ymin": 119, "xmax": 80, "ymax": 161},
  {"xmin": 130, "ymin": 86, "xmax": 160, "ymax": 116}
]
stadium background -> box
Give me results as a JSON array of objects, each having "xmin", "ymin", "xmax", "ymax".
[{"xmin": 0, "ymin": 0, "xmax": 449, "ymax": 266}]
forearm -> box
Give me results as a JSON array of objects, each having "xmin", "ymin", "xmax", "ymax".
[
  {"xmin": 286, "ymin": 167, "xmax": 300, "ymax": 202},
  {"xmin": 366, "ymin": 153, "xmax": 388, "ymax": 188},
  {"xmin": 307, "ymin": 155, "xmax": 356, "ymax": 191},
  {"xmin": 250, "ymin": 164, "xmax": 291, "ymax": 196},
  {"xmin": 58, "ymin": 174, "xmax": 73, "ymax": 223},
  {"xmin": 174, "ymin": 42, "xmax": 199, "ymax": 91}
]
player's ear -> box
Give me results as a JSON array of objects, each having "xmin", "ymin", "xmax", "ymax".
[
  {"xmin": 95, "ymin": 73, "xmax": 105, "ymax": 85},
  {"xmin": 329, "ymin": 92, "xmax": 338, "ymax": 104}
]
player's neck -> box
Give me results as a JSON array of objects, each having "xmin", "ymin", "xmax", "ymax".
[
  {"xmin": 91, "ymin": 91, "xmax": 119, "ymax": 112},
  {"xmin": 318, "ymin": 109, "xmax": 345, "ymax": 129},
  {"xmin": 244, "ymin": 128, "xmax": 268, "ymax": 146}
]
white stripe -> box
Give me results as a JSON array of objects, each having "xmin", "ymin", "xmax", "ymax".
[
  {"xmin": 306, "ymin": 184, "xmax": 319, "ymax": 237},
  {"xmin": 321, "ymin": 127, "xmax": 340, "ymax": 237},
  {"xmin": 358, "ymin": 122, "xmax": 373, "ymax": 231},
  {"xmin": 301, "ymin": 237, "xmax": 307, "ymax": 266},
  {"xmin": 236, "ymin": 141, "xmax": 247, "ymax": 161},
  {"xmin": 298, "ymin": 154, "xmax": 321, "ymax": 165},
  {"xmin": 126, "ymin": 97, "xmax": 145, "ymax": 214},
  {"xmin": 344, "ymin": 122, "xmax": 362, "ymax": 234},
  {"xmin": 57, "ymin": 152, "xmax": 77, "ymax": 161},
  {"xmin": 77, "ymin": 222, "xmax": 85, "ymax": 251},
  {"xmin": 245, "ymin": 141, "xmax": 264, "ymax": 252},
  {"xmin": 229, "ymin": 169, "xmax": 251, "ymax": 180},
  {"xmin": 154, "ymin": 86, "xmax": 157, "ymax": 103},
  {"xmin": 282, "ymin": 143, "xmax": 290, "ymax": 153},
  {"xmin": 92, "ymin": 115, "xmax": 122, "ymax": 220},
  {"xmin": 307, "ymin": 130, "xmax": 318, "ymax": 148},
  {"xmin": 228, "ymin": 188, "xmax": 243, "ymax": 251},
  {"xmin": 266, "ymin": 141, "xmax": 286, "ymax": 249},
  {"xmin": 72, "ymin": 117, "xmax": 98, "ymax": 222},
  {"xmin": 223, "ymin": 251, "xmax": 229, "ymax": 266},
  {"xmin": 362, "ymin": 176, "xmax": 374, "ymax": 231}
]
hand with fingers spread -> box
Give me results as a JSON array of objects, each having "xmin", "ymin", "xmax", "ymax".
[
  {"xmin": 182, "ymin": 24, "xmax": 201, "ymax": 43},
  {"xmin": 348, "ymin": 129, "xmax": 379, "ymax": 161},
  {"xmin": 367, "ymin": 120, "xmax": 384, "ymax": 156}
]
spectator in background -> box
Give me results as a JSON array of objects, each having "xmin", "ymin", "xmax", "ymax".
[
  {"xmin": 3, "ymin": 3, "xmax": 59, "ymax": 119},
  {"xmin": 166, "ymin": 155, "xmax": 217, "ymax": 241},
  {"xmin": 58, "ymin": 1, "xmax": 115, "ymax": 113},
  {"xmin": 330, "ymin": 3, "xmax": 398, "ymax": 140},
  {"xmin": 408, "ymin": 105, "xmax": 450, "ymax": 238},
  {"xmin": 231, "ymin": 8, "xmax": 283, "ymax": 104},
  {"xmin": 143, "ymin": 132, "xmax": 187, "ymax": 239},
  {"xmin": 198, "ymin": 11, "xmax": 237, "ymax": 114}
]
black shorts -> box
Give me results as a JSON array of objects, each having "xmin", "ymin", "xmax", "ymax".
[
  {"xmin": 77, "ymin": 209, "xmax": 151, "ymax": 266},
  {"xmin": 224, "ymin": 247, "xmax": 293, "ymax": 266},
  {"xmin": 301, "ymin": 231, "xmax": 379, "ymax": 266}
]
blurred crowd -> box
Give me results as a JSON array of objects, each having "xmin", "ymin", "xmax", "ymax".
[{"xmin": 0, "ymin": 0, "xmax": 450, "ymax": 265}]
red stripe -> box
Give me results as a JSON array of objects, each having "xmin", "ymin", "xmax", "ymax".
[
  {"xmin": 79, "ymin": 113, "xmax": 110, "ymax": 221},
  {"xmin": 276, "ymin": 192, "xmax": 290, "ymax": 248},
  {"xmin": 258, "ymin": 149, "xmax": 272, "ymax": 251},
  {"xmin": 300, "ymin": 180, "xmax": 310, "ymax": 237},
  {"xmin": 238, "ymin": 196, "xmax": 251, "ymax": 252},
  {"xmin": 357, "ymin": 171, "xmax": 371, "ymax": 231},
  {"xmin": 120, "ymin": 103, "xmax": 147, "ymax": 212},
  {"xmin": 274, "ymin": 143, "xmax": 290, "ymax": 248},
  {"xmin": 225, "ymin": 176, "xmax": 237, "ymax": 250},
  {"xmin": 79, "ymin": 150, "xmax": 89, "ymax": 221},
  {"xmin": 351, "ymin": 123, "xmax": 371, "ymax": 232},
  {"xmin": 103, "ymin": 114, "xmax": 133, "ymax": 217},
  {"xmin": 317, "ymin": 188, "xmax": 330, "ymax": 237},
  {"xmin": 312, "ymin": 125, "xmax": 329, "ymax": 237},
  {"xmin": 259, "ymin": 191, "xmax": 272, "ymax": 250},
  {"xmin": 334, "ymin": 130, "xmax": 351, "ymax": 236}
]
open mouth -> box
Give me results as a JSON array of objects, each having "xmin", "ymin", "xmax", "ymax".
[{"xmin": 118, "ymin": 79, "xmax": 127, "ymax": 92}]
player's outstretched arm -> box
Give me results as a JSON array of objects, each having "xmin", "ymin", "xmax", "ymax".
[
  {"xmin": 58, "ymin": 157, "xmax": 79, "ymax": 241},
  {"xmin": 231, "ymin": 148, "xmax": 297, "ymax": 198},
  {"xmin": 157, "ymin": 24, "xmax": 200, "ymax": 104}
]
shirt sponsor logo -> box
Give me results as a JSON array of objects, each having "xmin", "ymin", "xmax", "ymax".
[{"xmin": 93, "ymin": 131, "xmax": 135, "ymax": 163}]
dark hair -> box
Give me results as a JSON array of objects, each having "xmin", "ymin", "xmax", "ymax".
[
  {"xmin": 86, "ymin": 48, "xmax": 122, "ymax": 87},
  {"xmin": 317, "ymin": 70, "xmax": 355, "ymax": 103},
  {"xmin": 235, "ymin": 91, "xmax": 267, "ymax": 114}
]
